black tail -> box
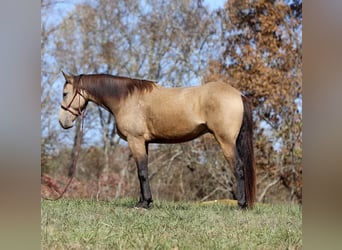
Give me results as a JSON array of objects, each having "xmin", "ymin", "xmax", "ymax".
[{"xmin": 236, "ymin": 95, "xmax": 256, "ymax": 208}]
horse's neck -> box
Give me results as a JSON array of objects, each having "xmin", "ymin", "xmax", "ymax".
[{"xmin": 87, "ymin": 93, "xmax": 118, "ymax": 115}]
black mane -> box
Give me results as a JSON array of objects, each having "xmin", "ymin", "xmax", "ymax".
[{"xmin": 73, "ymin": 74, "xmax": 156, "ymax": 100}]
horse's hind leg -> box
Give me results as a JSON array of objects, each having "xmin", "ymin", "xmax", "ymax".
[
  {"xmin": 215, "ymin": 138, "xmax": 247, "ymax": 209},
  {"xmin": 127, "ymin": 136, "xmax": 152, "ymax": 209}
]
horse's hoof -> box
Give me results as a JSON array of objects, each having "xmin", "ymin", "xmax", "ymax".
[
  {"xmin": 238, "ymin": 203, "xmax": 248, "ymax": 210},
  {"xmin": 134, "ymin": 200, "xmax": 152, "ymax": 209}
]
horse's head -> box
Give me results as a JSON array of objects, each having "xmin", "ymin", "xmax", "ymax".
[{"xmin": 58, "ymin": 72, "xmax": 88, "ymax": 129}]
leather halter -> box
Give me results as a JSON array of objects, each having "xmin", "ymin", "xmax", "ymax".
[
  {"xmin": 43, "ymin": 89, "xmax": 86, "ymax": 201},
  {"xmin": 60, "ymin": 89, "xmax": 86, "ymax": 117}
]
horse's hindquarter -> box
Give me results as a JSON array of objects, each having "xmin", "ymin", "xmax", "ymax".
[{"xmin": 201, "ymin": 82, "xmax": 244, "ymax": 142}]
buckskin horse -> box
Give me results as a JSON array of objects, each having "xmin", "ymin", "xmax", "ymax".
[{"xmin": 58, "ymin": 72, "xmax": 256, "ymax": 209}]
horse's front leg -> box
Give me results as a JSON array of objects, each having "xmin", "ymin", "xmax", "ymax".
[
  {"xmin": 136, "ymin": 155, "xmax": 152, "ymax": 208},
  {"xmin": 127, "ymin": 136, "xmax": 152, "ymax": 209}
]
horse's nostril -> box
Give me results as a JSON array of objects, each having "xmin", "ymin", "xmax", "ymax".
[{"xmin": 59, "ymin": 118, "xmax": 73, "ymax": 129}]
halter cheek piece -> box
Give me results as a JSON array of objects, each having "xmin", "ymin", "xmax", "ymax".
[{"xmin": 60, "ymin": 90, "xmax": 86, "ymax": 117}]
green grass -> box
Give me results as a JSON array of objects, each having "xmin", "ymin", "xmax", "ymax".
[{"xmin": 41, "ymin": 198, "xmax": 302, "ymax": 249}]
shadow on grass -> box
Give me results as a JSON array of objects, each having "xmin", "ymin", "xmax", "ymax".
[{"xmin": 110, "ymin": 197, "xmax": 244, "ymax": 213}]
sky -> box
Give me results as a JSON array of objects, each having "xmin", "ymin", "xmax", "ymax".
[
  {"xmin": 48, "ymin": 0, "xmax": 227, "ymax": 23},
  {"xmin": 204, "ymin": 0, "xmax": 226, "ymax": 10}
]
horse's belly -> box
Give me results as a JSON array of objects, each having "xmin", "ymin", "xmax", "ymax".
[
  {"xmin": 147, "ymin": 114, "xmax": 208, "ymax": 143},
  {"xmin": 149, "ymin": 123, "xmax": 209, "ymax": 143}
]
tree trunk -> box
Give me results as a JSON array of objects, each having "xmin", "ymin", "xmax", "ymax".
[{"xmin": 68, "ymin": 119, "xmax": 82, "ymax": 177}]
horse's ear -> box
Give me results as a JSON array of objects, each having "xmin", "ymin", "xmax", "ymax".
[{"xmin": 62, "ymin": 71, "xmax": 73, "ymax": 83}]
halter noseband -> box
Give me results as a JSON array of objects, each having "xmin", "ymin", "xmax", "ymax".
[{"xmin": 60, "ymin": 90, "xmax": 86, "ymax": 117}]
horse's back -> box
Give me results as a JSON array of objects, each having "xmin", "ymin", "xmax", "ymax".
[
  {"xmin": 147, "ymin": 81, "xmax": 244, "ymax": 132},
  {"xmin": 200, "ymin": 81, "xmax": 242, "ymax": 98}
]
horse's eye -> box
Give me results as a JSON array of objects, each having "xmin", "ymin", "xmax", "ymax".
[{"xmin": 63, "ymin": 93, "xmax": 67, "ymax": 98}]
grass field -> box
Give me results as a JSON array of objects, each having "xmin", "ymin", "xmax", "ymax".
[{"xmin": 41, "ymin": 198, "xmax": 302, "ymax": 249}]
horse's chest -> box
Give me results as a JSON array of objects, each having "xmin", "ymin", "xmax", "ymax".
[{"xmin": 115, "ymin": 103, "xmax": 148, "ymax": 138}]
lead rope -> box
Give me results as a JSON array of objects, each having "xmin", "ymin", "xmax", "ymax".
[{"xmin": 42, "ymin": 100, "xmax": 86, "ymax": 201}]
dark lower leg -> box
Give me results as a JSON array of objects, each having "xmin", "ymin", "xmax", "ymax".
[{"xmin": 135, "ymin": 156, "xmax": 153, "ymax": 208}]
